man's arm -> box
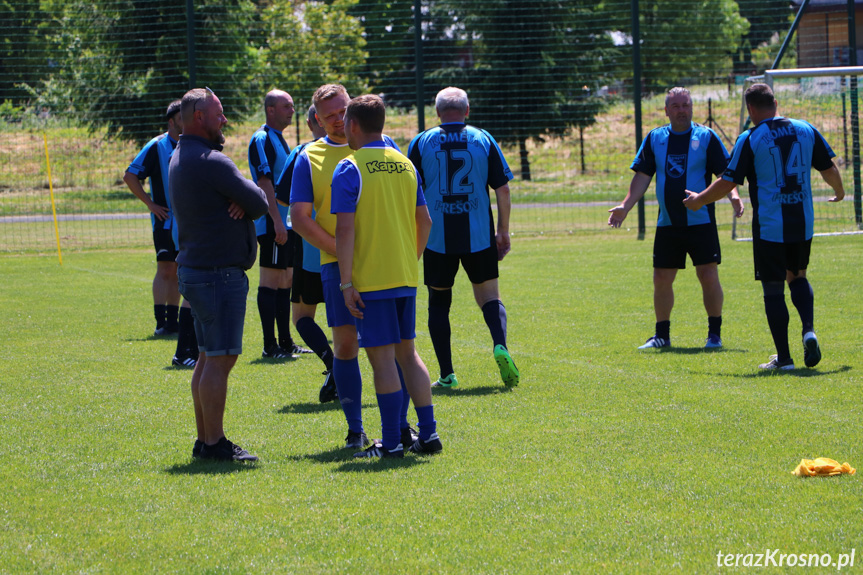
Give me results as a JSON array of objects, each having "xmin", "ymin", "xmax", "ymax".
[
  {"xmin": 608, "ymin": 171, "xmax": 652, "ymax": 228},
  {"xmin": 123, "ymin": 171, "xmax": 168, "ymax": 221},
  {"xmin": 215, "ymin": 157, "xmax": 268, "ymax": 219},
  {"xmin": 819, "ymin": 162, "xmax": 846, "ymax": 202},
  {"xmin": 291, "ymin": 201, "xmax": 337, "ymax": 256},
  {"xmin": 726, "ymin": 186, "xmax": 744, "ymax": 218},
  {"xmin": 258, "ymin": 175, "xmax": 288, "ymax": 244},
  {"xmin": 493, "ymin": 183, "xmax": 512, "ymax": 261},
  {"xmin": 682, "ymin": 177, "xmax": 737, "ymax": 211},
  {"xmin": 416, "ymin": 205, "xmax": 432, "ymax": 259},
  {"xmin": 335, "ymin": 211, "xmax": 363, "ymax": 319}
]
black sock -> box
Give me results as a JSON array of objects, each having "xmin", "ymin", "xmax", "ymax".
[
  {"xmin": 257, "ymin": 287, "xmax": 278, "ymax": 348},
  {"xmin": 154, "ymin": 304, "xmax": 167, "ymax": 329},
  {"xmin": 428, "ymin": 289, "xmax": 454, "ymax": 377},
  {"xmin": 165, "ymin": 305, "xmax": 180, "ymax": 330},
  {"xmin": 295, "ymin": 316, "xmax": 333, "ymax": 370},
  {"xmin": 481, "ymin": 299, "xmax": 508, "ymax": 348},
  {"xmin": 788, "ymin": 278, "xmax": 814, "ymax": 335},
  {"xmin": 708, "ymin": 316, "xmax": 722, "ymax": 338},
  {"xmin": 764, "ymin": 293, "xmax": 791, "ymax": 362},
  {"xmin": 276, "ymin": 288, "xmax": 293, "ymax": 349},
  {"xmin": 175, "ymin": 306, "xmax": 197, "ymax": 357},
  {"xmin": 656, "ymin": 320, "xmax": 671, "ymax": 341}
]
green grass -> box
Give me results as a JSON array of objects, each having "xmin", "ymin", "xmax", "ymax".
[{"xmin": 1, "ymin": 233, "xmax": 862, "ymax": 573}]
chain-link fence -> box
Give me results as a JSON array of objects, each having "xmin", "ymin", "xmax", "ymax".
[{"xmin": 1, "ymin": 0, "xmax": 861, "ymax": 253}]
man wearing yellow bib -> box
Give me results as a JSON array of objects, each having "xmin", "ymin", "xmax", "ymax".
[{"xmin": 333, "ymin": 95, "xmax": 439, "ymax": 458}]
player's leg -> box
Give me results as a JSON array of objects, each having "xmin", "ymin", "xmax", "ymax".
[
  {"xmin": 754, "ymin": 239, "xmax": 794, "ymax": 370},
  {"xmin": 153, "ymin": 228, "xmax": 180, "ymax": 335},
  {"xmin": 292, "ymin": 264, "xmax": 337, "ymax": 401},
  {"xmin": 641, "ymin": 227, "xmax": 682, "ymax": 348},
  {"xmin": 172, "ymin": 298, "xmax": 199, "ymax": 368},
  {"xmin": 691, "ymin": 223, "xmax": 724, "ymax": 348},
  {"xmin": 277, "ymin": 231, "xmax": 309, "ymax": 354},
  {"xmin": 322, "ymin": 262, "xmax": 366, "ymax": 448},
  {"xmin": 258, "ymin": 235, "xmax": 290, "ymax": 359},
  {"xmin": 425, "ymin": 249, "xmax": 459, "ymax": 387},
  {"xmin": 786, "ymin": 239, "xmax": 819, "ymax": 367}
]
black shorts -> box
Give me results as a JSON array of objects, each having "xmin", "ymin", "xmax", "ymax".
[
  {"xmin": 754, "ymin": 238, "xmax": 811, "ymax": 282},
  {"xmin": 257, "ymin": 230, "xmax": 296, "ymax": 270},
  {"xmin": 292, "ymin": 268, "xmax": 324, "ymax": 305},
  {"xmin": 653, "ymin": 224, "xmax": 721, "ymax": 269},
  {"xmin": 153, "ymin": 227, "xmax": 178, "ymax": 262},
  {"xmin": 423, "ymin": 246, "xmax": 499, "ymax": 288}
]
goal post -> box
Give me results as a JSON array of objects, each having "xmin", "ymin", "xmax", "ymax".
[{"xmin": 732, "ymin": 67, "xmax": 863, "ymax": 240}]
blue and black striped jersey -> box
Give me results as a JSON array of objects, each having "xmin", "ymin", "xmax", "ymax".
[
  {"xmin": 126, "ymin": 132, "xmax": 178, "ymax": 231},
  {"xmin": 248, "ymin": 124, "xmax": 291, "ymax": 236}
]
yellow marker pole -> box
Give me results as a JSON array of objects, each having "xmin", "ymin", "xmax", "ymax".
[{"xmin": 43, "ymin": 133, "xmax": 62, "ymax": 265}]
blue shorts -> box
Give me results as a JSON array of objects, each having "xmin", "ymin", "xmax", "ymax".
[
  {"xmin": 321, "ymin": 262, "xmax": 356, "ymax": 328},
  {"xmin": 178, "ymin": 266, "xmax": 248, "ymax": 356},
  {"xmin": 355, "ymin": 295, "xmax": 417, "ymax": 348}
]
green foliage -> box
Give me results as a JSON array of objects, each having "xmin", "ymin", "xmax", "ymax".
[
  {"xmin": 261, "ymin": 0, "xmax": 369, "ymax": 108},
  {"xmin": 22, "ymin": 0, "xmax": 263, "ymax": 146},
  {"xmin": 1, "ymin": 236, "xmax": 862, "ymax": 572}
]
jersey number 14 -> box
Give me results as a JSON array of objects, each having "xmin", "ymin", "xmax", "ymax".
[{"xmin": 768, "ymin": 141, "xmax": 808, "ymax": 189}]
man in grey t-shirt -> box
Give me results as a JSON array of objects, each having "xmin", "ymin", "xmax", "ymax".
[{"xmin": 169, "ymin": 87, "xmax": 268, "ymax": 462}]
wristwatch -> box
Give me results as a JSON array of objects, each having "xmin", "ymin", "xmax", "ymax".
[{"xmin": 339, "ymin": 281, "xmax": 353, "ymax": 292}]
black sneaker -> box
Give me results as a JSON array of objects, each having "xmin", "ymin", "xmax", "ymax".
[
  {"xmin": 409, "ymin": 432, "xmax": 443, "ymax": 455},
  {"xmin": 345, "ymin": 430, "xmax": 369, "ymax": 450},
  {"xmin": 199, "ymin": 437, "xmax": 258, "ymax": 461},
  {"xmin": 153, "ymin": 326, "xmax": 171, "ymax": 337},
  {"xmin": 291, "ymin": 343, "xmax": 314, "ymax": 355},
  {"xmin": 402, "ymin": 426, "xmax": 419, "ymax": 447},
  {"xmin": 353, "ymin": 441, "xmax": 404, "ymax": 458},
  {"xmin": 262, "ymin": 344, "xmax": 291, "ymax": 359},
  {"xmin": 192, "ymin": 439, "xmax": 204, "ymax": 458},
  {"xmin": 172, "ymin": 354, "xmax": 197, "ymax": 368},
  {"xmin": 319, "ymin": 370, "xmax": 338, "ymax": 403}
]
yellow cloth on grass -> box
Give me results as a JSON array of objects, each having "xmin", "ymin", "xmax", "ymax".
[{"xmin": 792, "ymin": 458, "xmax": 856, "ymax": 477}]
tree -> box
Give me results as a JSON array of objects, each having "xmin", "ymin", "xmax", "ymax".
[
  {"xmin": 23, "ymin": 0, "xmax": 263, "ymax": 145},
  {"xmin": 261, "ymin": 0, "xmax": 369, "ymax": 110},
  {"xmin": 435, "ymin": 0, "xmax": 617, "ymax": 180},
  {"xmin": 735, "ymin": 0, "xmax": 795, "ymax": 73},
  {"xmin": 0, "ymin": 0, "xmax": 54, "ymax": 106}
]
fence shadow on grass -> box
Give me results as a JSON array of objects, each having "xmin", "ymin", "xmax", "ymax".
[
  {"xmin": 651, "ymin": 346, "xmax": 747, "ymax": 355},
  {"xmin": 277, "ymin": 401, "xmax": 375, "ymax": 415},
  {"xmin": 164, "ymin": 460, "xmax": 259, "ymax": 476},
  {"xmin": 288, "ymin": 447, "xmax": 425, "ymax": 472},
  {"xmin": 740, "ymin": 365, "xmax": 852, "ymax": 379},
  {"xmin": 432, "ymin": 385, "xmax": 514, "ymax": 397}
]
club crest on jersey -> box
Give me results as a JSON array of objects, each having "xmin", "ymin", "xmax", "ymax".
[
  {"xmin": 690, "ymin": 138, "xmax": 700, "ymax": 151},
  {"xmin": 666, "ymin": 154, "xmax": 686, "ymax": 178}
]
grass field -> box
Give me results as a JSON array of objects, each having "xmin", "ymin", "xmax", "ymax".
[{"xmin": 1, "ymin": 232, "xmax": 861, "ymax": 573}]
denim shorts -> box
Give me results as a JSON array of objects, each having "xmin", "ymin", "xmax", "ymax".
[{"xmin": 178, "ymin": 266, "xmax": 249, "ymax": 356}]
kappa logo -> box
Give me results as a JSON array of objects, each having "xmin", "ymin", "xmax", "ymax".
[
  {"xmin": 666, "ymin": 154, "xmax": 686, "ymax": 178},
  {"xmin": 366, "ymin": 160, "xmax": 412, "ymax": 174}
]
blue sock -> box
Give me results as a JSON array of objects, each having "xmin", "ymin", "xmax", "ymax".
[
  {"xmin": 333, "ymin": 357, "xmax": 363, "ymax": 433},
  {"xmin": 376, "ymin": 390, "xmax": 403, "ymax": 450},
  {"xmin": 481, "ymin": 299, "xmax": 507, "ymax": 349},
  {"xmin": 415, "ymin": 404, "xmax": 437, "ymax": 441},
  {"xmin": 396, "ymin": 362, "xmax": 411, "ymax": 430}
]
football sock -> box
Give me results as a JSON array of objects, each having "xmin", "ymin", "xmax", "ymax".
[
  {"xmin": 334, "ymin": 357, "xmax": 363, "ymax": 433},
  {"xmin": 708, "ymin": 315, "xmax": 722, "ymax": 338},
  {"xmin": 165, "ymin": 305, "xmax": 180, "ymax": 330},
  {"xmin": 154, "ymin": 304, "xmax": 167, "ymax": 329},
  {"xmin": 788, "ymin": 277, "xmax": 814, "ymax": 335},
  {"xmin": 257, "ymin": 287, "xmax": 278, "ymax": 348},
  {"xmin": 656, "ymin": 320, "xmax": 671, "ymax": 341},
  {"xmin": 176, "ymin": 306, "xmax": 196, "ymax": 357},
  {"xmin": 276, "ymin": 288, "xmax": 293, "ymax": 349},
  {"xmin": 415, "ymin": 404, "xmax": 437, "ymax": 441},
  {"xmin": 763, "ymin": 292, "xmax": 791, "ymax": 362},
  {"xmin": 295, "ymin": 316, "xmax": 333, "ymax": 370},
  {"xmin": 481, "ymin": 299, "xmax": 508, "ymax": 348},
  {"xmin": 376, "ymin": 390, "xmax": 403, "ymax": 451},
  {"xmin": 396, "ymin": 361, "xmax": 411, "ymax": 430},
  {"xmin": 428, "ymin": 288, "xmax": 454, "ymax": 377}
]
